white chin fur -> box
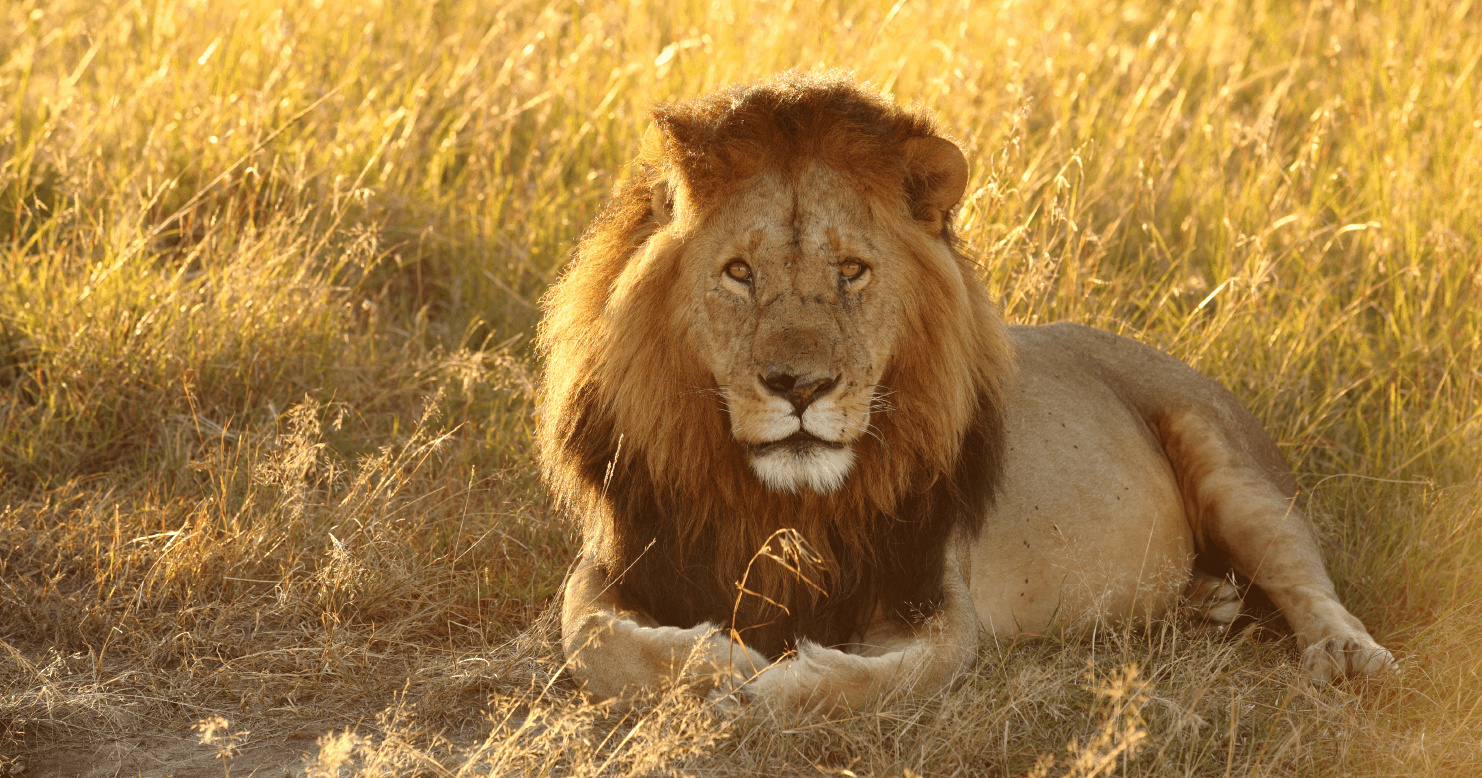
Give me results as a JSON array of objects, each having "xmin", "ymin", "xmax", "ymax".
[{"xmin": 749, "ymin": 446, "xmax": 856, "ymax": 494}]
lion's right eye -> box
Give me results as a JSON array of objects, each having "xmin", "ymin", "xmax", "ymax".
[{"xmin": 724, "ymin": 259, "xmax": 753, "ymax": 283}]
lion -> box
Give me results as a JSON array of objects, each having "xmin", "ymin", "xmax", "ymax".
[{"xmin": 537, "ymin": 72, "xmax": 1395, "ymax": 712}]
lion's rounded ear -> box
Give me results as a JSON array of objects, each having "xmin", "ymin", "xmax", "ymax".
[{"xmin": 902, "ymin": 136, "xmax": 969, "ymax": 236}]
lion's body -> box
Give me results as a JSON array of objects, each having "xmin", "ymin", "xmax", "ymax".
[
  {"xmin": 540, "ymin": 73, "xmax": 1392, "ymax": 711},
  {"xmin": 971, "ymin": 324, "xmax": 1196, "ymax": 633}
]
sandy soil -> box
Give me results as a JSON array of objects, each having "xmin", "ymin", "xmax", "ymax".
[{"xmin": 22, "ymin": 735, "xmax": 319, "ymax": 778}]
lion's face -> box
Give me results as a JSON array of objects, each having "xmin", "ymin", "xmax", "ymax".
[
  {"xmin": 540, "ymin": 74, "xmax": 1002, "ymax": 521},
  {"xmin": 672, "ymin": 162, "xmax": 918, "ymax": 494}
]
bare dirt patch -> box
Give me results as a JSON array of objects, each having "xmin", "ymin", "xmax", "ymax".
[{"xmin": 24, "ymin": 734, "xmax": 318, "ymax": 778}]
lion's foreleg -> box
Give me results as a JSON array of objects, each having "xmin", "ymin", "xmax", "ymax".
[
  {"xmin": 560, "ymin": 559, "xmax": 771, "ymax": 700},
  {"xmin": 724, "ymin": 544, "xmax": 980, "ymax": 712}
]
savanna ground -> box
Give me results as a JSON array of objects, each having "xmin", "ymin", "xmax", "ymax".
[{"xmin": 1, "ymin": 0, "xmax": 1479, "ymax": 775}]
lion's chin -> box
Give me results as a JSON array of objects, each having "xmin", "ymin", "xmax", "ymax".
[{"xmin": 748, "ymin": 443, "xmax": 856, "ymax": 494}]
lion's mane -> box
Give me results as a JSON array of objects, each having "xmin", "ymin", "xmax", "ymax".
[{"xmin": 538, "ymin": 73, "xmax": 1012, "ymax": 659}]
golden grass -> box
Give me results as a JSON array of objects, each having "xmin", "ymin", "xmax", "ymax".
[{"xmin": 1, "ymin": 0, "xmax": 1479, "ymax": 774}]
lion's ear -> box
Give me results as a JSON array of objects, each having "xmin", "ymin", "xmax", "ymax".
[
  {"xmin": 649, "ymin": 176, "xmax": 674, "ymax": 226},
  {"xmin": 640, "ymin": 125, "xmax": 675, "ymax": 226},
  {"xmin": 902, "ymin": 136, "xmax": 969, "ymax": 236}
]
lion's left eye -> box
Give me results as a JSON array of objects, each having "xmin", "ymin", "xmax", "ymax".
[
  {"xmin": 724, "ymin": 259, "xmax": 753, "ymax": 283},
  {"xmin": 840, "ymin": 258, "xmax": 867, "ymax": 280}
]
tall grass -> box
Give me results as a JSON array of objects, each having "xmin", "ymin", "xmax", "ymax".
[{"xmin": 1, "ymin": 0, "xmax": 1478, "ymax": 774}]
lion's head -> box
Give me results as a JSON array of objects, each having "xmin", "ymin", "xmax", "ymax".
[{"xmin": 539, "ymin": 73, "xmax": 1013, "ymax": 657}]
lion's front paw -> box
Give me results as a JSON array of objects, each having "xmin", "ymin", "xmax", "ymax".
[
  {"xmin": 1300, "ymin": 635, "xmax": 1397, "ymax": 683},
  {"xmin": 704, "ymin": 661, "xmax": 763, "ymax": 718},
  {"xmin": 699, "ymin": 644, "xmax": 838, "ymax": 716},
  {"xmin": 721, "ymin": 642, "xmax": 886, "ymax": 714},
  {"xmin": 705, "ymin": 683, "xmax": 752, "ymax": 718}
]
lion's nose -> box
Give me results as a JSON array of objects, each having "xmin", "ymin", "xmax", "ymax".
[{"xmin": 760, "ymin": 371, "xmax": 839, "ymax": 414}]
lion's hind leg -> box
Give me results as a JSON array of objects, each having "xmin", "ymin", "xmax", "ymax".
[{"xmin": 1159, "ymin": 410, "xmax": 1396, "ymax": 683}]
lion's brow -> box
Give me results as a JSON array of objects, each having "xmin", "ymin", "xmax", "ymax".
[{"xmin": 825, "ymin": 226, "xmax": 843, "ymax": 254}]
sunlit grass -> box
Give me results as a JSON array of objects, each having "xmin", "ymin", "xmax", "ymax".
[{"xmin": 1, "ymin": 0, "xmax": 1479, "ymax": 774}]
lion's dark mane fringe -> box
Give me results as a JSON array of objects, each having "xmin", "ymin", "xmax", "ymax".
[{"xmin": 562, "ymin": 384, "xmax": 1005, "ymax": 659}]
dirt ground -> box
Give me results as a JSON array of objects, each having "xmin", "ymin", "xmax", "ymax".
[{"xmin": 21, "ymin": 735, "xmax": 319, "ymax": 778}]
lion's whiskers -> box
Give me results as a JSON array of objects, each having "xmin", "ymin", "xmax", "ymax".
[
  {"xmin": 668, "ymin": 383, "xmax": 733, "ymax": 414},
  {"xmin": 869, "ymin": 385, "xmax": 898, "ymax": 415}
]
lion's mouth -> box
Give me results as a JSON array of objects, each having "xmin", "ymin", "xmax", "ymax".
[
  {"xmin": 748, "ymin": 431, "xmax": 847, "ymax": 457},
  {"xmin": 746, "ymin": 431, "xmax": 856, "ymax": 494}
]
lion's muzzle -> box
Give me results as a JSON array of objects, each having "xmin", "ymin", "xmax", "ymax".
[
  {"xmin": 735, "ymin": 361, "xmax": 868, "ymax": 495},
  {"xmin": 743, "ymin": 377, "xmax": 860, "ymax": 494}
]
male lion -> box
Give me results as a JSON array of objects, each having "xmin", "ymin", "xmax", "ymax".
[{"xmin": 538, "ymin": 73, "xmax": 1394, "ymax": 711}]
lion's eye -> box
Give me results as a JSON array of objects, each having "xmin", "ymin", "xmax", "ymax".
[
  {"xmin": 840, "ymin": 258, "xmax": 866, "ymax": 280},
  {"xmin": 724, "ymin": 259, "xmax": 752, "ymax": 282}
]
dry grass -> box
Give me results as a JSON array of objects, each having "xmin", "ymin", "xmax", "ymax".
[{"xmin": 1, "ymin": 0, "xmax": 1479, "ymax": 775}]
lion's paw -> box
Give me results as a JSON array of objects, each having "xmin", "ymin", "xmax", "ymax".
[
  {"xmin": 1185, "ymin": 572, "xmax": 1242, "ymax": 625},
  {"xmin": 1300, "ymin": 635, "xmax": 1397, "ymax": 683},
  {"xmin": 705, "ymin": 684, "xmax": 752, "ymax": 718}
]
